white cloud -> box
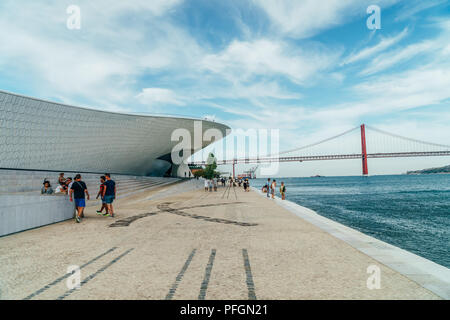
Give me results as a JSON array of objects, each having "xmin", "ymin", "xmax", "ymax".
[
  {"xmin": 356, "ymin": 65, "xmax": 450, "ymax": 108},
  {"xmin": 201, "ymin": 39, "xmax": 340, "ymax": 84},
  {"xmin": 360, "ymin": 40, "xmax": 439, "ymax": 75},
  {"xmin": 197, "ymin": 81, "xmax": 302, "ymax": 102},
  {"xmin": 305, "ymin": 62, "xmax": 450, "ymax": 125},
  {"xmin": 136, "ymin": 88, "xmax": 185, "ymax": 106},
  {"xmin": 342, "ymin": 28, "xmax": 408, "ymax": 65},
  {"xmin": 253, "ymin": 0, "xmax": 400, "ymax": 38},
  {"xmin": 394, "ymin": 0, "xmax": 448, "ymax": 22},
  {"xmin": 0, "ymin": 0, "xmax": 190, "ymax": 109},
  {"xmin": 113, "ymin": 0, "xmax": 183, "ymax": 16},
  {"xmin": 358, "ymin": 17, "xmax": 450, "ymax": 76}
]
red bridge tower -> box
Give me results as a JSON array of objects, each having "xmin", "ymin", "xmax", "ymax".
[{"xmin": 360, "ymin": 124, "xmax": 369, "ymax": 175}]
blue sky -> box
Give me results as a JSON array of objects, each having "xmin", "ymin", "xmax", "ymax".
[{"xmin": 0, "ymin": 0, "xmax": 449, "ymax": 176}]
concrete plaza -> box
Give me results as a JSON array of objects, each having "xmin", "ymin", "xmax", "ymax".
[{"xmin": 0, "ymin": 183, "xmax": 440, "ymax": 300}]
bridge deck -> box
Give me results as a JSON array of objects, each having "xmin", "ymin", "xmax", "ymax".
[
  {"xmin": 190, "ymin": 151, "xmax": 450, "ymax": 165},
  {"xmin": 0, "ymin": 183, "xmax": 441, "ymax": 300}
]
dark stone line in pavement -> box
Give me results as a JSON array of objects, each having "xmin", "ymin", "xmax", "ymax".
[
  {"xmin": 198, "ymin": 249, "xmax": 216, "ymax": 300},
  {"xmin": 57, "ymin": 248, "xmax": 134, "ymax": 300},
  {"xmin": 242, "ymin": 249, "xmax": 257, "ymax": 300},
  {"xmin": 109, "ymin": 212, "xmax": 159, "ymax": 227},
  {"xmin": 165, "ymin": 249, "xmax": 197, "ymax": 300},
  {"xmin": 108, "ymin": 201, "xmax": 252, "ymax": 228},
  {"xmin": 23, "ymin": 247, "xmax": 118, "ymax": 300},
  {"xmin": 157, "ymin": 203, "xmax": 258, "ymax": 227}
]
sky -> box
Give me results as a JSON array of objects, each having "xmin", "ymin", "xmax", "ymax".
[{"xmin": 0, "ymin": 0, "xmax": 449, "ymax": 177}]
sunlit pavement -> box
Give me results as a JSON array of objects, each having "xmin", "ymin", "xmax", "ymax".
[{"xmin": 0, "ymin": 184, "xmax": 440, "ymax": 300}]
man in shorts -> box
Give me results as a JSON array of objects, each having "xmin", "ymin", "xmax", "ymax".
[
  {"xmin": 69, "ymin": 174, "xmax": 90, "ymax": 223},
  {"xmin": 102, "ymin": 173, "xmax": 116, "ymax": 217}
]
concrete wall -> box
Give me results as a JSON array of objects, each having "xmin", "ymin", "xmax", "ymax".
[
  {"xmin": 0, "ymin": 194, "xmax": 75, "ymax": 237},
  {"xmin": 0, "ymin": 168, "xmax": 180, "ymax": 237}
]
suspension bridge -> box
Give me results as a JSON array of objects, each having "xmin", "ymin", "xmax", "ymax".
[{"xmin": 189, "ymin": 124, "xmax": 450, "ymax": 176}]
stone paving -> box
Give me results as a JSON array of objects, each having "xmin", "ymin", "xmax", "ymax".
[{"xmin": 0, "ymin": 183, "xmax": 440, "ymax": 300}]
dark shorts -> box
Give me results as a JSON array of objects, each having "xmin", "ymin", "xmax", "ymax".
[
  {"xmin": 104, "ymin": 195, "xmax": 114, "ymax": 204},
  {"xmin": 74, "ymin": 198, "xmax": 86, "ymax": 208}
]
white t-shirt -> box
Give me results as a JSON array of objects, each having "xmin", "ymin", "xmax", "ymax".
[{"xmin": 67, "ymin": 181, "xmax": 74, "ymax": 197}]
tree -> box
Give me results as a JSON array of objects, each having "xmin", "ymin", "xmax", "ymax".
[
  {"xmin": 202, "ymin": 153, "xmax": 219, "ymax": 179},
  {"xmin": 203, "ymin": 162, "xmax": 218, "ymax": 180},
  {"xmin": 193, "ymin": 169, "xmax": 204, "ymax": 178}
]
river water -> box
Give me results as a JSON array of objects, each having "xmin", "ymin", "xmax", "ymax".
[{"xmin": 253, "ymin": 174, "xmax": 450, "ymax": 268}]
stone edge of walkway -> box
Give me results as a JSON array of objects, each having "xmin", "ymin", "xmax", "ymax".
[{"xmin": 250, "ymin": 187, "xmax": 450, "ymax": 300}]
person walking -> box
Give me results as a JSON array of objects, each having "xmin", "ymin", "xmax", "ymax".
[
  {"xmin": 102, "ymin": 173, "xmax": 116, "ymax": 217},
  {"xmin": 271, "ymin": 179, "xmax": 277, "ymax": 199},
  {"xmin": 96, "ymin": 176, "xmax": 108, "ymax": 215},
  {"xmin": 208, "ymin": 179, "xmax": 213, "ymax": 192},
  {"xmin": 204, "ymin": 179, "xmax": 209, "ymax": 192},
  {"xmin": 69, "ymin": 174, "xmax": 89, "ymax": 223},
  {"xmin": 280, "ymin": 182, "xmax": 286, "ymax": 200},
  {"xmin": 266, "ymin": 178, "xmax": 271, "ymax": 198}
]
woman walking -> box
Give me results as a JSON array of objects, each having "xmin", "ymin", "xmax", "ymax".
[
  {"xmin": 280, "ymin": 182, "xmax": 286, "ymax": 200},
  {"xmin": 271, "ymin": 179, "xmax": 276, "ymax": 199}
]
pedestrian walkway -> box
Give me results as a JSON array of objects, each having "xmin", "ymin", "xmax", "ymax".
[{"xmin": 0, "ymin": 184, "xmax": 440, "ymax": 299}]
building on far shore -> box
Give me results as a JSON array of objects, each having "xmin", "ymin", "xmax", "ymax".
[{"xmin": 0, "ymin": 90, "xmax": 229, "ymax": 177}]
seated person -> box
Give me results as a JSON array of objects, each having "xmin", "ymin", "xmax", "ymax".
[
  {"xmin": 58, "ymin": 173, "xmax": 66, "ymax": 185},
  {"xmin": 56, "ymin": 178, "xmax": 72, "ymax": 194},
  {"xmin": 54, "ymin": 183, "xmax": 67, "ymax": 194},
  {"xmin": 41, "ymin": 181, "xmax": 54, "ymax": 194}
]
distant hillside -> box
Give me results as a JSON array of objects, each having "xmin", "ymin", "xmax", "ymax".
[{"xmin": 407, "ymin": 165, "xmax": 450, "ymax": 175}]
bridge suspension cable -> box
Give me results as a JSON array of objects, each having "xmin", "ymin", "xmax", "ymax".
[
  {"xmin": 274, "ymin": 126, "xmax": 360, "ymax": 156},
  {"xmin": 365, "ymin": 125, "xmax": 450, "ymax": 150}
]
